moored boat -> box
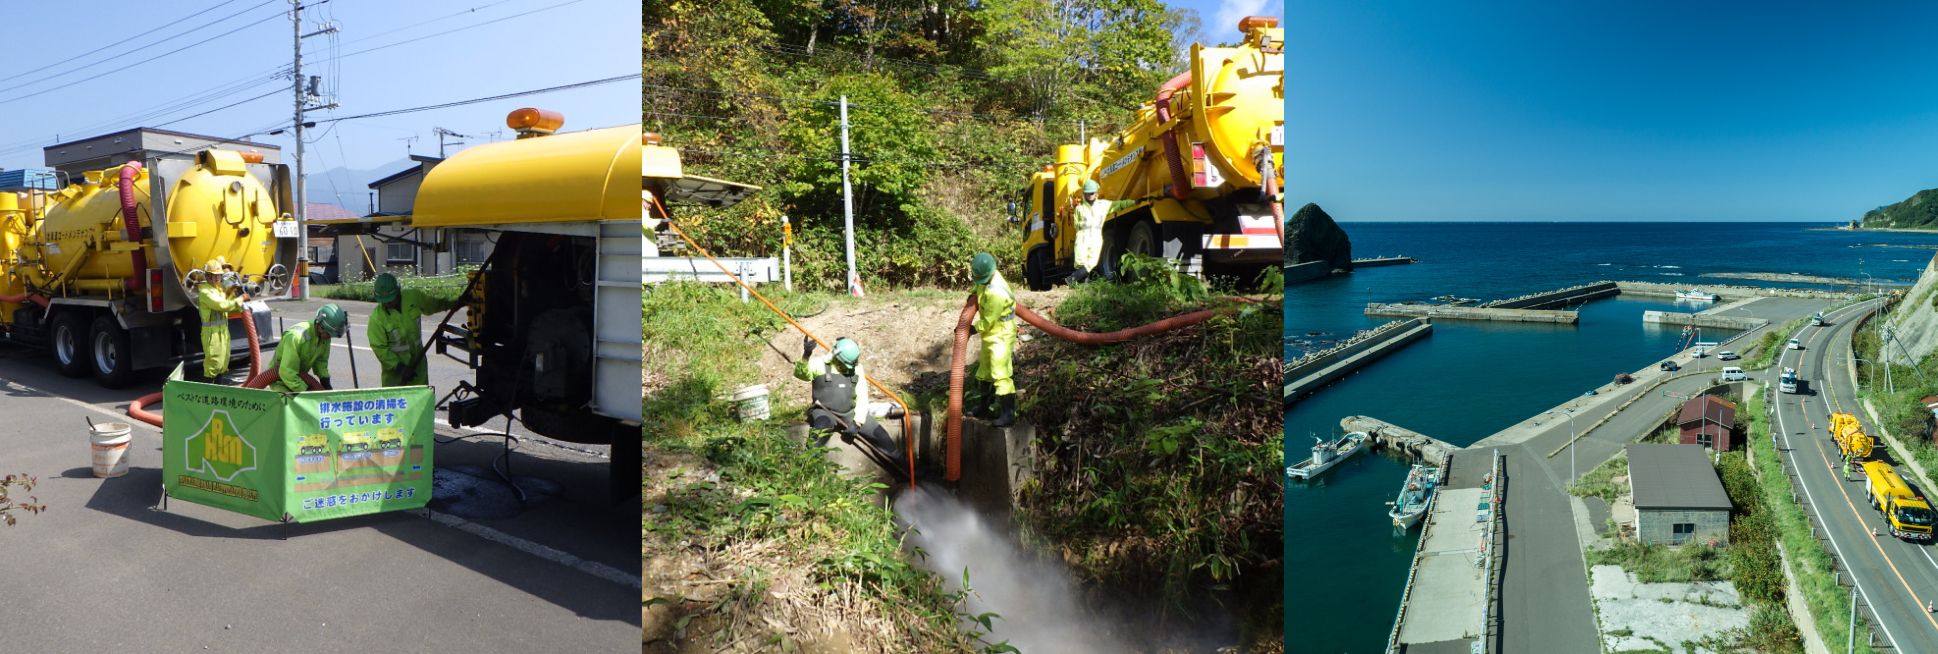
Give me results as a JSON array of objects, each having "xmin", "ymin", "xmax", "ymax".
[
  {"xmin": 1388, "ymin": 463, "xmax": 1439, "ymax": 529},
  {"xmin": 1288, "ymin": 431, "xmax": 1369, "ymax": 480},
  {"xmin": 1675, "ymin": 289, "xmax": 1718, "ymax": 302}
]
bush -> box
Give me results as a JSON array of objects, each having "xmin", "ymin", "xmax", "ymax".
[{"xmin": 324, "ymin": 268, "xmax": 471, "ymax": 304}]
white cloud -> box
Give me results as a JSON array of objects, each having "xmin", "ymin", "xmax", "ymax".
[{"xmin": 1214, "ymin": 0, "xmax": 1278, "ymax": 34}]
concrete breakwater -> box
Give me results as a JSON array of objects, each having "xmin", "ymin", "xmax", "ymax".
[
  {"xmin": 1286, "ymin": 319, "xmax": 1433, "ymax": 404},
  {"xmin": 1611, "ymin": 280, "xmax": 1858, "ymax": 301},
  {"xmin": 1641, "ymin": 310, "xmax": 1770, "ymax": 331},
  {"xmin": 1340, "ymin": 415, "xmax": 1459, "ymax": 466},
  {"xmin": 1354, "ymin": 256, "xmax": 1416, "ymax": 268},
  {"xmin": 1287, "ymin": 261, "xmax": 1331, "ymax": 284},
  {"xmin": 1366, "ymin": 303, "xmax": 1578, "ymax": 323},
  {"xmin": 1484, "ymin": 281, "xmax": 1620, "ymax": 309}
]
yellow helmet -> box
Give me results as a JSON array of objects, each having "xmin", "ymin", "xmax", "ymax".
[{"xmin": 204, "ymin": 257, "xmax": 231, "ymax": 274}]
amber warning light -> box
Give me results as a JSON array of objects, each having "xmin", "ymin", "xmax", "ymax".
[
  {"xmin": 507, "ymin": 108, "xmax": 565, "ymax": 137},
  {"xmin": 1238, "ymin": 15, "xmax": 1279, "ymax": 31},
  {"xmin": 240, "ymin": 152, "xmax": 265, "ymax": 163}
]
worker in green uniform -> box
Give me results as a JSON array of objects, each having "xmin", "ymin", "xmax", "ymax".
[
  {"xmin": 1070, "ymin": 179, "xmax": 1110, "ymax": 282},
  {"xmin": 367, "ymin": 273, "xmax": 461, "ymax": 386},
  {"xmin": 193, "ymin": 257, "xmax": 248, "ymax": 383},
  {"xmin": 794, "ymin": 336, "xmax": 908, "ymax": 474},
  {"xmin": 267, "ymin": 304, "xmax": 347, "ymax": 393},
  {"xmin": 967, "ymin": 252, "xmax": 1019, "ymax": 427}
]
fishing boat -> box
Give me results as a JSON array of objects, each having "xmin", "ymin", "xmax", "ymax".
[
  {"xmin": 1675, "ymin": 289, "xmax": 1718, "ymax": 302},
  {"xmin": 1288, "ymin": 431, "xmax": 1369, "ymax": 480},
  {"xmin": 1388, "ymin": 463, "xmax": 1439, "ymax": 529}
]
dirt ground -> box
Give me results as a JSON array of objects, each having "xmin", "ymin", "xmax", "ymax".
[{"xmin": 752, "ymin": 288, "xmax": 1072, "ymax": 412}]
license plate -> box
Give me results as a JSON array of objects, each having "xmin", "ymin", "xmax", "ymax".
[{"xmin": 272, "ymin": 220, "xmax": 300, "ymax": 238}]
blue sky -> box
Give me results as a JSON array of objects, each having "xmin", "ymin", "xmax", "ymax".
[
  {"xmin": 1173, "ymin": 0, "xmax": 1284, "ymax": 47},
  {"xmin": 1291, "ymin": 2, "xmax": 1938, "ymax": 222},
  {"xmin": 0, "ymin": 0, "xmax": 637, "ymax": 213}
]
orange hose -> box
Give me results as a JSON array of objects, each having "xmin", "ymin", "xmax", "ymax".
[
  {"xmin": 657, "ymin": 206, "xmax": 918, "ymax": 489},
  {"xmin": 0, "ymin": 293, "xmax": 48, "ymax": 308},
  {"xmin": 943, "ymin": 294, "xmax": 1254, "ymax": 481},
  {"xmin": 945, "ymin": 296, "xmax": 978, "ymax": 481},
  {"xmin": 125, "ymin": 308, "xmax": 297, "ymax": 429}
]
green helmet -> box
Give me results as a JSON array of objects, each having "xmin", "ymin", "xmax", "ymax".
[
  {"xmin": 373, "ymin": 273, "xmax": 401, "ymax": 303},
  {"xmin": 832, "ymin": 337, "xmax": 861, "ymax": 368},
  {"xmin": 1082, "ymin": 179, "xmax": 1100, "ymax": 194},
  {"xmin": 971, "ymin": 252, "xmax": 997, "ymax": 285},
  {"xmin": 314, "ymin": 304, "xmax": 349, "ymax": 337}
]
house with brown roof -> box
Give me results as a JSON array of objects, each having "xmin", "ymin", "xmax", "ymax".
[{"xmin": 1677, "ymin": 394, "xmax": 1738, "ymax": 452}]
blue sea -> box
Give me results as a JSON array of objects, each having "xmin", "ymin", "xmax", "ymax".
[{"xmin": 1286, "ymin": 221, "xmax": 1938, "ymax": 653}]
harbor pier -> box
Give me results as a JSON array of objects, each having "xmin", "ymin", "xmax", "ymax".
[{"xmin": 1286, "ymin": 319, "xmax": 1433, "ymax": 404}]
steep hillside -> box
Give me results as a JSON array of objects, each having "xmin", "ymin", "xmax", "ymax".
[
  {"xmin": 1862, "ymin": 187, "xmax": 1938, "ymax": 229},
  {"xmin": 1882, "ymin": 253, "xmax": 1938, "ymax": 366}
]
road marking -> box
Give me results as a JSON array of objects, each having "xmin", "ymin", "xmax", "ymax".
[{"xmin": 426, "ymin": 510, "xmax": 640, "ymax": 589}]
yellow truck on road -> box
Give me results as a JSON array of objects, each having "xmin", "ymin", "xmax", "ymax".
[
  {"xmin": 1862, "ymin": 460, "xmax": 1935, "ymax": 541},
  {"xmin": 1830, "ymin": 412, "xmax": 1875, "ymax": 460}
]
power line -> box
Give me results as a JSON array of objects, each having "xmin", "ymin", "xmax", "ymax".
[
  {"xmin": 0, "ymin": 0, "xmax": 245, "ymax": 85},
  {"xmin": 0, "ymin": 4, "xmax": 286, "ymax": 107},
  {"xmin": 335, "ymin": 0, "xmax": 525, "ymax": 47},
  {"xmin": 317, "ymin": 0, "xmax": 585, "ymax": 64},
  {"xmin": 152, "ymin": 88, "xmax": 285, "ymax": 128},
  {"xmin": 0, "ymin": 0, "xmax": 281, "ymax": 100},
  {"xmin": 308, "ymin": 73, "xmax": 639, "ymax": 125}
]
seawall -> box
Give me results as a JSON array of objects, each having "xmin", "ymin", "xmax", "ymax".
[{"xmin": 1286, "ymin": 319, "xmax": 1433, "ymax": 404}]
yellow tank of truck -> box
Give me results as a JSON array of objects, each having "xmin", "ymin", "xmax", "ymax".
[
  {"xmin": 4, "ymin": 150, "xmax": 284, "ymax": 302},
  {"xmin": 1863, "ymin": 461, "xmax": 1935, "ymax": 541}
]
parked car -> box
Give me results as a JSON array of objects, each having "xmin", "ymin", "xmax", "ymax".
[
  {"xmin": 1717, "ymin": 350, "xmax": 1739, "ymax": 361},
  {"xmin": 1788, "ymin": 338, "xmax": 1803, "ymax": 350},
  {"xmin": 1614, "ymin": 373, "xmax": 1635, "ymax": 385},
  {"xmin": 1660, "ymin": 361, "xmax": 1680, "ymax": 372}
]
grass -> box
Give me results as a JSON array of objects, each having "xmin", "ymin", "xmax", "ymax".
[
  {"xmin": 1750, "ymin": 316, "xmax": 1810, "ymax": 370},
  {"xmin": 1744, "ymin": 389, "xmax": 1879, "ymax": 653},
  {"xmin": 1587, "ymin": 540, "xmax": 1730, "ymax": 583},
  {"xmin": 324, "ymin": 268, "xmax": 473, "ymax": 304},
  {"xmin": 643, "ymin": 281, "xmax": 981, "ymax": 652},
  {"xmin": 1011, "ymin": 254, "xmax": 1283, "ymax": 648},
  {"xmin": 1569, "ymin": 450, "xmax": 1629, "ymax": 504}
]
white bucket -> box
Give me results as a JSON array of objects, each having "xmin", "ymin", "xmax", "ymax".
[
  {"xmin": 89, "ymin": 421, "xmax": 133, "ymax": 478},
  {"xmin": 730, "ymin": 384, "xmax": 770, "ymax": 421}
]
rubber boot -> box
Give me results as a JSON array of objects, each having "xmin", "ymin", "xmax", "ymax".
[
  {"xmin": 993, "ymin": 394, "xmax": 1017, "ymax": 428},
  {"xmin": 969, "ymin": 379, "xmax": 995, "ymax": 418}
]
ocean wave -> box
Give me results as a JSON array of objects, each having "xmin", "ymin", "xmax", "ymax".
[
  {"xmin": 1597, "ymin": 263, "xmax": 1613, "ymax": 266},
  {"xmin": 1655, "ymin": 265, "xmax": 1682, "ymax": 269},
  {"xmin": 1659, "ymin": 272, "xmax": 1684, "ymax": 276}
]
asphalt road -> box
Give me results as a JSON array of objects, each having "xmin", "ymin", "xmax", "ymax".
[
  {"xmin": 1494, "ymin": 295, "xmax": 1833, "ymax": 653},
  {"xmin": 0, "ymin": 297, "xmax": 638, "ymax": 651},
  {"xmin": 1776, "ymin": 298, "xmax": 1938, "ymax": 650}
]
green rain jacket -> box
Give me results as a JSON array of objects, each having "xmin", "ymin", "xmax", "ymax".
[
  {"xmin": 268, "ymin": 321, "xmax": 331, "ymax": 393},
  {"xmin": 973, "ymin": 269, "xmax": 1018, "ymax": 394},
  {"xmin": 368, "ymin": 288, "xmax": 459, "ymax": 386}
]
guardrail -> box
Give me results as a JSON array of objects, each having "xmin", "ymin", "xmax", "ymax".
[
  {"xmin": 1385, "ymin": 453, "xmax": 1454, "ymax": 654},
  {"xmin": 1482, "ymin": 449, "xmax": 1506, "ymax": 653}
]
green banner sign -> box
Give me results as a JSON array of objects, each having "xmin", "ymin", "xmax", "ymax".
[{"xmin": 163, "ymin": 375, "xmax": 435, "ymax": 524}]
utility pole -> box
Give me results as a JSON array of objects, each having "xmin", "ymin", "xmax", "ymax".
[
  {"xmin": 1567, "ymin": 408, "xmax": 1577, "ymax": 481},
  {"xmin": 1847, "ymin": 586, "xmax": 1856, "ymax": 654},
  {"xmin": 433, "ymin": 127, "xmax": 471, "ymax": 158},
  {"xmin": 839, "ymin": 95, "xmax": 858, "ymax": 297},
  {"xmin": 292, "ymin": 1, "xmax": 338, "ymax": 299}
]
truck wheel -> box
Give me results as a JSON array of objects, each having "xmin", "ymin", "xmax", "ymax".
[
  {"xmin": 1024, "ymin": 246, "xmax": 1052, "ymax": 291},
  {"xmin": 89, "ymin": 316, "xmax": 135, "ymax": 388},
  {"xmin": 50, "ymin": 312, "xmax": 90, "ymax": 378},
  {"xmin": 1125, "ymin": 220, "xmax": 1160, "ymax": 259}
]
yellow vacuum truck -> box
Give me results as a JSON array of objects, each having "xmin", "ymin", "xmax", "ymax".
[
  {"xmin": 396, "ymin": 108, "xmax": 644, "ymax": 499},
  {"xmin": 1862, "ymin": 460, "xmax": 1935, "ymax": 541},
  {"xmin": 0, "ymin": 151, "xmax": 294, "ymax": 387},
  {"xmin": 1016, "ymin": 15, "xmax": 1285, "ymax": 289}
]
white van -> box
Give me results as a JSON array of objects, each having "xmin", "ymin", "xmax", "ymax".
[
  {"xmin": 1720, "ymin": 366, "xmax": 1747, "ymax": 382},
  {"xmin": 1692, "ymin": 341, "xmax": 1718, "ymax": 358}
]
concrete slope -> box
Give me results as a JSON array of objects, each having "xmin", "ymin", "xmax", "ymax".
[{"xmin": 1884, "ymin": 253, "xmax": 1938, "ymax": 365}]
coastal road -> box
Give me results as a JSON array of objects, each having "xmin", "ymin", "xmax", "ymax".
[
  {"xmin": 0, "ymin": 298, "xmax": 637, "ymax": 651},
  {"xmin": 1776, "ymin": 298, "xmax": 1938, "ymax": 651},
  {"xmin": 1489, "ymin": 295, "xmax": 1833, "ymax": 653}
]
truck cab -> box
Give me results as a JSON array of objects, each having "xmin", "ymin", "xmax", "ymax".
[{"xmin": 1779, "ymin": 367, "xmax": 1798, "ymax": 394}]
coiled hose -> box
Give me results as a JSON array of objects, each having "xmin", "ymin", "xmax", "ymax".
[
  {"xmin": 127, "ymin": 310, "xmax": 306, "ymax": 428},
  {"xmin": 944, "ymin": 294, "xmax": 1255, "ymax": 481}
]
